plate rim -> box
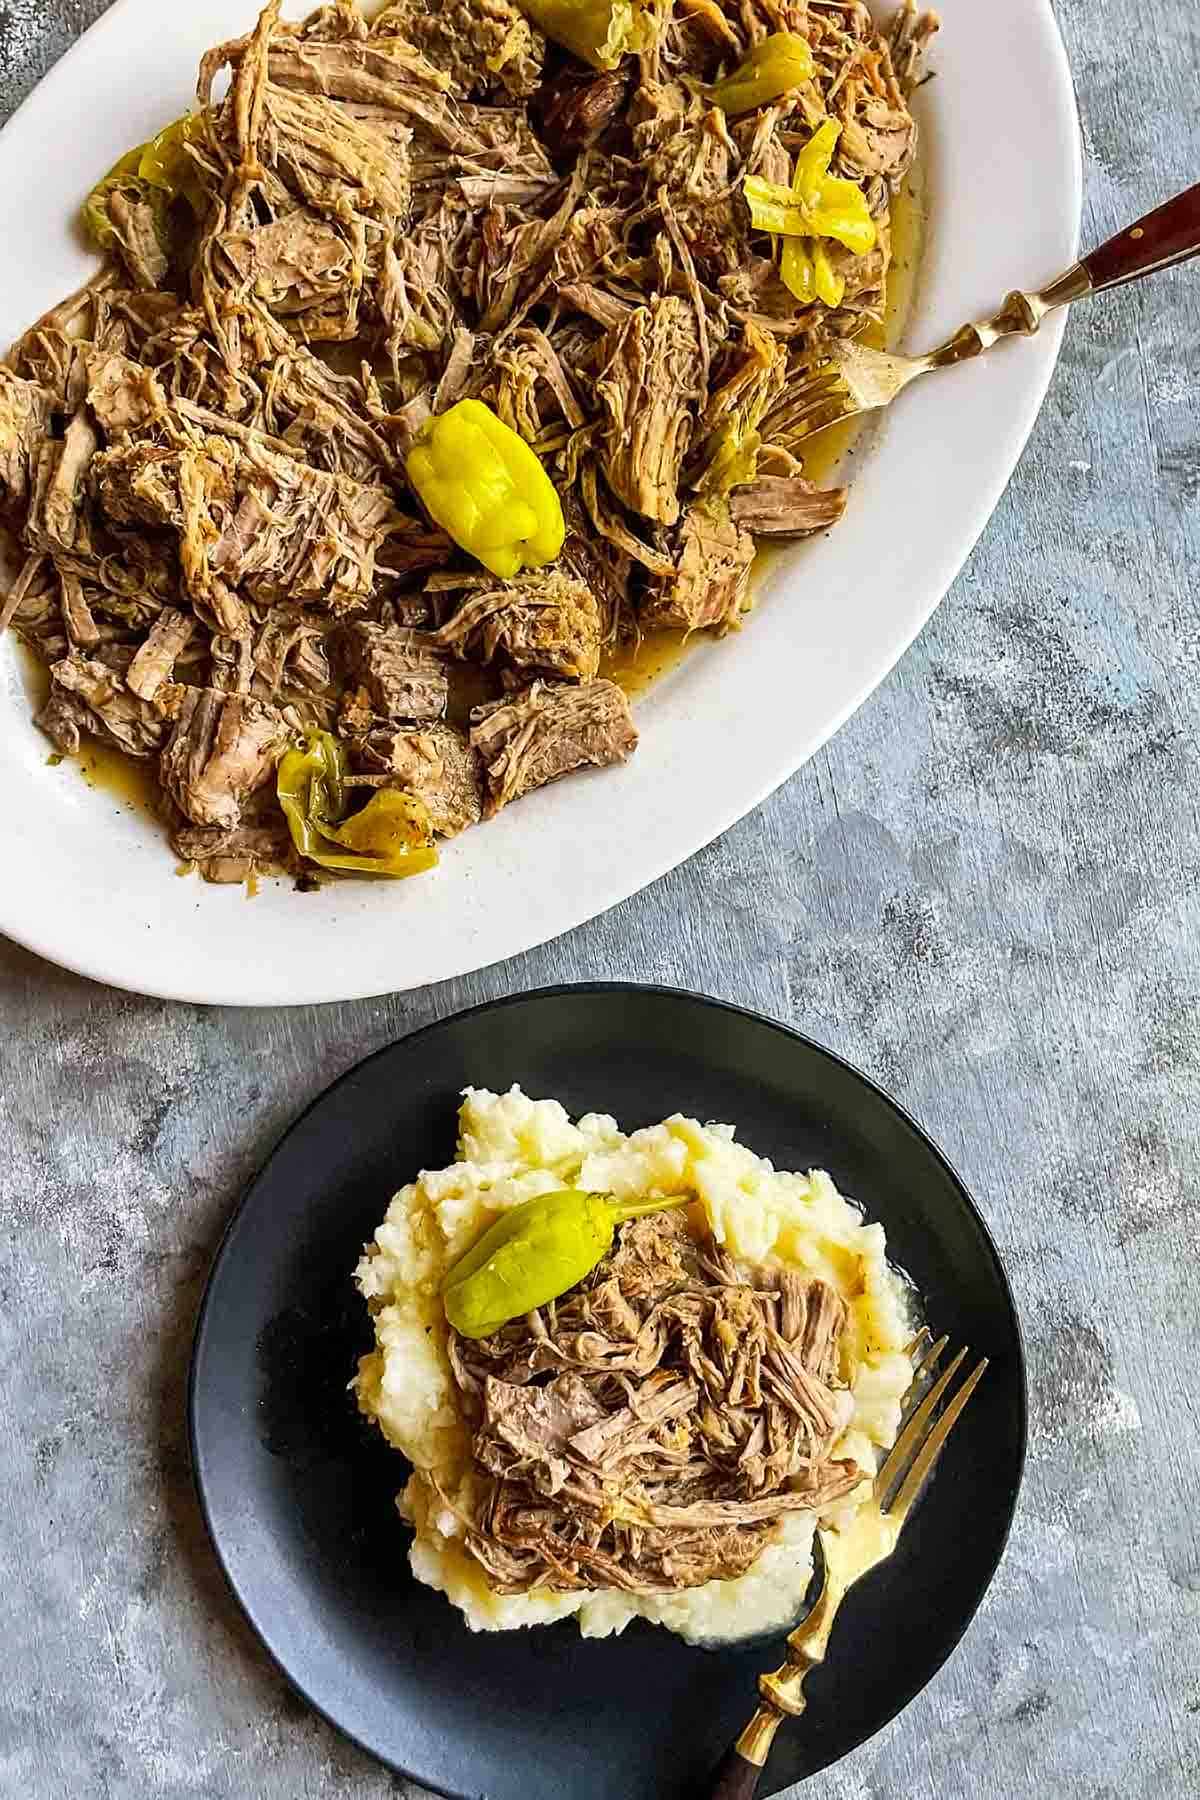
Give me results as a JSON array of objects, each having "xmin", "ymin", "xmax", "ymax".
[
  {"xmin": 187, "ymin": 981, "xmax": 1029, "ymax": 1796},
  {"xmin": 0, "ymin": 0, "xmax": 1082, "ymax": 1006}
]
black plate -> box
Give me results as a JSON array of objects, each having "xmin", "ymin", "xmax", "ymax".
[{"xmin": 189, "ymin": 985, "xmax": 1025, "ymax": 1800}]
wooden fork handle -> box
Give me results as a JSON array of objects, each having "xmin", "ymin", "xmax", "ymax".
[
  {"xmin": 1081, "ymin": 180, "xmax": 1200, "ymax": 293},
  {"xmin": 703, "ymin": 1743, "xmax": 767, "ymax": 1800}
]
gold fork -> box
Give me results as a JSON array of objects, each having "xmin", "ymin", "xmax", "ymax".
[
  {"xmin": 703, "ymin": 1331, "xmax": 989, "ymax": 1800},
  {"xmin": 776, "ymin": 179, "xmax": 1200, "ymax": 445}
]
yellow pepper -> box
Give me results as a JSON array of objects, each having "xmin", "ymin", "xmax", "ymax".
[
  {"xmin": 709, "ymin": 32, "xmax": 815, "ymax": 115},
  {"xmin": 82, "ymin": 113, "xmax": 207, "ymax": 253},
  {"xmin": 694, "ymin": 320, "xmax": 785, "ymax": 497},
  {"xmin": 406, "ymin": 399, "xmax": 566, "ymax": 581},
  {"xmin": 137, "ymin": 115, "xmax": 208, "ymax": 212},
  {"xmin": 443, "ymin": 1190, "xmax": 690, "ymax": 1338},
  {"xmin": 743, "ymin": 120, "xmax": 878, "ymax": 310},
  {"xmin": 703, "ymin": 422, "xmax": 762, "ymax": 495},
  {"xmin": 514, "ymin": 0, "xmax": 655, "ymax": 69},
  {"xmin": 277, "ymin": 730, "xmax": 438, "ymax": 880}
]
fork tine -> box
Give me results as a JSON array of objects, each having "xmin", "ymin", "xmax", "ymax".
[
  {"xmin": 801, "ymin": 370, "xmax": 847, "ymax": 403},
  {"xmin": 911, "ymin": 1330, "xmax": 947, "ymax": 1381},
  {"xmin": 796, "ymin": 402, "xmax": 854, "ymax": 440},
  {"xmin": 873, "ymin": 1344, "xmax": 966, "ymax": 1503},
  {"xmin": 897, "ymin": 1332, "xmax": 948, "ymax": 1420},
  {"xmin": 887, "ymin": 1357, "xmax": 989, "ymax": 1524},
  {"xmin": 776, "ymin": 368, "xmax": 848, "ymax": 415},
  {"xmin": 784, "ymin": 380, "xmax": 851, "ymax": 427}
]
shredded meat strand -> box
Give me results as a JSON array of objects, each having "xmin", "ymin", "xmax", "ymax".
[
  {"xmin": 446, "ymin": 1212, "xmax": 862, "ymax": 1594},
  {"xmin": 0, "ymin": 0, "xmax": 924, "ymax": 875}
]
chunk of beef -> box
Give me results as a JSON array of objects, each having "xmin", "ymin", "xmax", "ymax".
[
  {"xmin": 337, "ymin": 621, "xmax": 448, "ymax": 721},
  {"xmin": 34, "ymin": 690, "xmax": 89, "ymax": 756},
  {"xmin": 126, "ymin": 607, "xmax": 195, "ymax": 701},
  {"xmin": 58, "ymin": 571, "xmax": 101, "ymax": 650},
  {"xmin": 888, "ymin": 1, "xmax": 941, "ymax": 98},
  {"xmin": 39, "ymin": 652, "xmax": 178, "ymax": 756},
  {"xmin": 266, "ymin": 35, "xmax": 449, "ymax": 109},
  {"xmin": 199, "ymin": 5, "xmax": 420, "ymax": 220},
  {"xmin": 433, "ymin": 573, "xmax": 602, "ymax": 681},
  {"xmin": 469, "ymin": 678, "xmax": 637, "ymax": 815},
  {"xmin": 210, "ymin": 440, "xmax": 397, "ymax": 613},
  {"xmin": 0, "ymin": 552, "xmax": 51, "ymax": 640},
  {"xmin": 837, "ymin": 89, "xmax": 919, "ymax": 184},
  {"xmin": 247, "ymin": 610, "xmax": 304, "ymax": 700},
  {"xmin": 99, "ymin": 434, "xmax": 396, "ymax": 616},
  {"xmin": 171, "ymin": 816, "xmax": 294, "ymax": 885},
  {"xmin": 105, "ymin": 190, "xmax": 169, "ymax": 292},
  {"xmin": 470, "ymin": 164, "xmax": 588, "ymax": 334},
  {"xmin": 640, "ymin": 500, "xmax": 755, "ymax": 634},
  {"xmin": 376, "ymin": 222, "xmax": 460, "ymax": 368},
  {"xmin": 216, "ymin": 209, "xmax": 358, "ymax": 337},
  {"xmin": 372, "ymin": 0, "xmax": 544, "ymax": 100},
  {"xmin": 87, "ymin": 352, "xmax": 167, "ymax": 438},
  {"xmin": 728, "ymin": 476, "xmax": 849, "ymax": 538},
  {"xmin": 160, "ymin": 688, "xmax": 287, "ymax": 829},
  {"xmin": 473, "ymin": 1374, "xmax": 606, "ymax": 1496},
  {"xmin": 0, "ymin": 370, "xmax": 51, "ymax": 505},
  {"xmin": 560, "ymin": 492, "xmax": 632, "ymax": 644},
  {"xmin": 94, "ymin": 437, "xmax": 237, "ymax": 536},
  {"xmin": 634, "ymin": 80, "xmax": 742, "ymax": 277},
  {"xmin": 27, "ymin": 411, "xmax": 99, "ymax": 554},
  {"xmin": 787, "ymin": 1277, "xmax": 848, "ymax": 1388},
  {"xmin": 538, "ymin": 66, "xmax": 630, "ymax": 157},
  {"xmin": 595, "ymin": 297, "xmax": 702, "ymax": 525},
  {"xmin": 9, "ymin": 326, "xmax": 91, "ymax": 418},
  {"xmin": 352, "ymin": 722, "xmax": 482, "ymax": 836}
]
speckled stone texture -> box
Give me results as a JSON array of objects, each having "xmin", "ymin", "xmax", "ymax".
[{"xmin": 2, "ymin": 2, "xmax": 1199, "ymax": 1796}]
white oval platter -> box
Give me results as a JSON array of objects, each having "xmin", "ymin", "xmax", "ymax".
[{"xmin": 0, "ymin": 0, "xmax": 1081, "ymax": 1004}]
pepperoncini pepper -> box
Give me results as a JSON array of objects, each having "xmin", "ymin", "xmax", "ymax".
[
  {"xmin": 405, "ymin": 399, "xmax": 566, "ymax": 581},
  {"xmin": 708, "ymin": 32, "xmax": 815, "ymax": 115},
  {"xmin": 514, "ymin": 0, "xmax": 655, "ymax": 70},
  {"xmin": 277, "ymin": 729, "xmax": 438, "ymax": 880},
  {"xmin": 138, "ymin": 115, "xmax": 208, "ymax": 212},
  {"xmin": 743, "ymin": 119, "xmax": 878, "ymax": 311},
  {"xmin": 443, "ymin": 1189, "xmax": 690, "ymax": 1338},
  {"xmin": 82, "ymin": 113, "xmax": 208, "ymax": 253}
]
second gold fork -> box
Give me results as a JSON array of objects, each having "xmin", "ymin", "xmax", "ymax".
[{"xmin": 772, "ymin": 179, "xmax": 1200, "ymax": 445}]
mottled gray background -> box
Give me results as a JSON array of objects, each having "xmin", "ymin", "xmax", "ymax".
[{"xmin": 2, "ymin": 0, "xmax": 1198, "ymax": 1795}]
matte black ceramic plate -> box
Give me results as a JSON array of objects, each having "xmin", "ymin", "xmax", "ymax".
[{"xmin": 189, "ymin": 985, "xmax": 1025, "ymax": 1800}]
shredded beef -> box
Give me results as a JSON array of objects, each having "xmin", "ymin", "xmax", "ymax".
[
  {"xmin": 0, "ymin": 371, "xmax": 51, "ymax": 505},
  {"xmin": 447, "ymin": 1212, "xmax": 860, "ymax": 1594},
  {"xmin": 39, "ymin": 652, "xmax": 180, "ymax": 757},
  {"xmin": 0, "ymin": 0, "xmax": 928, "ymax": 885},
  {"xmin": 337, "ymin": 621, "xmax": 449, "ymax": 721},
  {"xmin": 641, "ymin": 500, "xmax": 756, "ymax": 634},
  {"xmin": 160, "ymin": 688, "xmax": 287, "ymax": 829},
  {"xmin": 434, "ymin": 572, "xmax": 602, "ymax": 682},
  {"xmin": 596, "ymin": 297, "xmax": 703, "ymax": 526},
  {"xmin": 729, "ymin": 476, "xmax": 849, "ymax": 538},
  {"xmin": 351, "ymin": 720, "xmax": 482, "ymax": 836},
  {"xmin": 470, "ymin": 677, "xmax": 637, "ymax": 815}
]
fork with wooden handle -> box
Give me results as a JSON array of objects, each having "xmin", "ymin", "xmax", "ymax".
[
  {"xmin": 776, "ymin": 180, "xmax": 1200, "ymax": 445},
  {"xmin": 703, "ymin": 1332, "xmax": 988, "ymax": 1800}
]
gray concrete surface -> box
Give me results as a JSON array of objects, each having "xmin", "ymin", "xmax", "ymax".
[{"xmin": 3, "ymin": 1, "xmax": 1199, "ymax": 1795}]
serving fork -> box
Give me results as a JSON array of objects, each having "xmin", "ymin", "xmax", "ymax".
[
  {"xmin": 778, "ymin": 180, "xmax": 1200, "ymax": 445},
  {"xmin": 703, "ymin": 1331, "xmax": 988, "ymax": 1800}
]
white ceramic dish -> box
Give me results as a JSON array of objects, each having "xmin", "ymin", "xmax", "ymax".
[{"xmin": 0, "ymin": 0, "xmax": 1080, "ymax": 1006}]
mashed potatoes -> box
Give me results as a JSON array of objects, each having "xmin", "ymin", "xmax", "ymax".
[{"xmin": 354, "ymin": 1086, "xmax": 913, "ymax": 1644}]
